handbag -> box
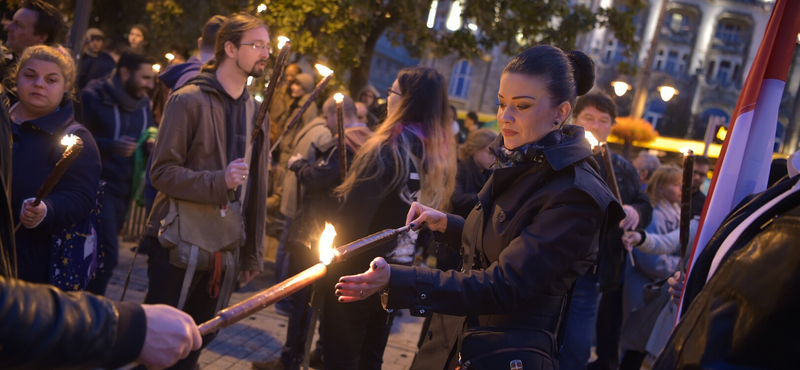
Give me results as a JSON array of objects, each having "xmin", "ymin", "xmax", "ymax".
[
  {"xmin": 457, "ymin": 326, "xmax": 558, "ymax": 370},
  {"xmin": 158, "ymin": 196, "xmax": 245, "ymax": 271}
]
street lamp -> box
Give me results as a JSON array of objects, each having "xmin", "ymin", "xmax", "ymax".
[
  {"xmin": 611, "ymin": 78, "xmax": 632, "ymax": 97},
  {"xmin": 658, "ymin": 85, "xmax": 678, "ymax": 101}
]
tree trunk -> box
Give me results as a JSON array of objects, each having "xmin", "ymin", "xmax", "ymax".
[{"xmin": 349, "ymin": 22, "xmax": 387, "ymax": 99}]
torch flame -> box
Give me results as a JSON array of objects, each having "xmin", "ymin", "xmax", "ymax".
[
  {"xmin": 333, "ymin": 93, "xmax": 344, "ymax": 103},
  {"xmin": 315, "ymin": 64, "xmax": 333, "ymax": 77},
  {"xmin": 584, "ymin": 131, "xmax": 599, "ymax": 149},
  {"xmin": 61, "ymin": 134, "xmax": 78, "ymax": 148},
  {"xmin": 278, "ymin": 36, "xmax": 290, "ymax": 50},
  {"xmin": 319, "ymin": 223, "xmax": 337, "ymax": 265}
]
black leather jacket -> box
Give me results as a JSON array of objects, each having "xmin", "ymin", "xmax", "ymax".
[{"xmin": 0, "ymin": 92, "xmax": 147, "ymax": 369}]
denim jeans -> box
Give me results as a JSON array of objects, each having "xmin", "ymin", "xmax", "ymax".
[{"xmin": 560, "ymin": 273, "xmax": 602, "ymax": 370}]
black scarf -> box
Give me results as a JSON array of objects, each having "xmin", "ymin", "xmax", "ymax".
[{"xmin": 490, "ymin": 129, "xmax": 564, "ymax": 169}]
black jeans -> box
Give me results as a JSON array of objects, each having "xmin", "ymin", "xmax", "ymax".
[
  {"xmin": 279, "ymin": 242, "xmax": 323, "ymax": 370},
  {"xmin": 142, "ymin": 236, "xmax": 224, "ymax": 370},
  {"xmin": 320, "ymin": 265, "xmax": 395, "ymax": 370},
  {"xmin": 86, "ymin": 192, "xmax": 127, "ymax": 295}
]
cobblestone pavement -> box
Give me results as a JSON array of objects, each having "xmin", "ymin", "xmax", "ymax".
[{"xmin": 106, "ymin": 240, "xmax": 423, "ymax": 370}]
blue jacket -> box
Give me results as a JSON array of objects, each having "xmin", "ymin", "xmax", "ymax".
[
  {"xmin": 159, "ymin": 56, "xmax": 203, "ymax": 92},
  {"xmin": 81, "ymin": 77, "xmax": 153, "ymax": 198},
  {"xmin": 10, "ymin": 100, "xmax": 102, "ymax": 284}
]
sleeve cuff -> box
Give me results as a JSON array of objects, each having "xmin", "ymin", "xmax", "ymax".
[
  {"xmin": 105, "ymin": 301, "xmax": 147, "ymax": 368},
  {"xmin": 434, "ymin": 214, "xmax": 465, "ymax": 247},
  {"xmin": 387, "ymin": 265, "xmax": 435, "ymax": 317}
]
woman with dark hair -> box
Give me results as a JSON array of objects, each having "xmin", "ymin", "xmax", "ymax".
[
  {"xmin": 127, "ymin": 24, "xmax": 148, "ymax": 53},
  {"xmin": 322, "ymin": 66, "xmax": 456, "ymax": 370},
  {"xmin": 451, "ymin": 128, "xmax": 497, "ymax": 219},
  {"xmin": 335, "ymin": 45, "xmax": 624, "ymax": 370},
  {"xmin": 9, "ymin": 45, "xmax": 101, "ymax": 285}
]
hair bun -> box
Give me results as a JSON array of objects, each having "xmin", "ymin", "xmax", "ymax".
[{"xmin": 566, "ymin": 50, "xmax": 595, "ymax": 96}]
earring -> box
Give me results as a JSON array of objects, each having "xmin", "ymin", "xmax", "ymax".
[{"xmin": 554, "ymin": 120, "xmax": 559, "ymax": 126}]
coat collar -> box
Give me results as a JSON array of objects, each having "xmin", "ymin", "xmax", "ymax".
[{"xmin": 11, "ymin": 100, "xmax": 74, "ymax": 135}]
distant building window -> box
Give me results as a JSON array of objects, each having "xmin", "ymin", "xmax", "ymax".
[
  {"xmin": 645, "ymin": 99, "xmax": 668, "ymax": 129},
  {"xmin": 707, "ymin": 61, "xmax": 716, "ymax": 80},
  {"xmin": 717, "ymin": 61, "xmax": 732, "ymax": 83},
  {"xmin": 427, "ymin": 0, "xmax": 439, "ymax": 29},
  {"xmin": 449, "ymin": 60, "xmax": 473, "ymax": 100},
  {"xmin": 715, "ymin": 21, "xmax": 742, "ymax": 43},
  {"xmin": 668, "ymin": 13, "xmax": 689, "ymax": 33},
  {"xmin": 665, "ymin": 51, "xmax": 679, "ymax": 74},
  {"xmin": 446, "ymin": 1, "xmax": 462, "ymax": 31}
]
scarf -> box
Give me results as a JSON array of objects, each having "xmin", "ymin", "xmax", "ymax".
[
  {"xmin": 105, "ymin": 75, "xmax": 147, "ymax": 113},
  {"xmin": 490, "ymin": 129, "xmax": 564, "ymax": 169}
]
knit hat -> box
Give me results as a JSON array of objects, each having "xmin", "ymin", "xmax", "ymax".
[
  {"xmin": 293, "ymin": 73, "xmax": 315, "ymax": 95},
  {"xmin": 85, "ymin": 28, "xmax": 105, "ymax": 39}
]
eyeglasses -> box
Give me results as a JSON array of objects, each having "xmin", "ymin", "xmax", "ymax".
[
  {"xmin": 387, "ymin": 87, "xmax": 402, "ymax": 97},
  {"xmin": 239, "ymin": 42, "xmax": 273, "ymax": 54}
]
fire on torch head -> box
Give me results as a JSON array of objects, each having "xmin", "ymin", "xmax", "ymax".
[
  {"xmin": 319, "ymin": 223, "xmax": 337, "ymax": 265},
  {"xmin": 315, "ymin": 64, "xmax": 333, "ymax": 77},
  {"xmin": 584, "ymin": 131, "xmax": 599, "ymax": 149},
  {"xmin": 333, "ymin": 93, "xmax": 344, "ymax": 103},
  {"xmin": 61, "ymin": 134, "xmax": 79, "ymax": 148},
  {"xmin": 278, "ymin": 36, "xmax": 290, "ymax": 50}
]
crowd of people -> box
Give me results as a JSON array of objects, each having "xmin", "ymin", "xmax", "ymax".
[{"xmin": 0, "ymin": 1, "xmax": 798, "ymax": 370}]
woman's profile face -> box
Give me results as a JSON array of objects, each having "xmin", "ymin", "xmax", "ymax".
[
  {"xmin": 17, "ymin": 59, "xmax": 66, "ymax": 113},
  {"xmin": 386, "ymin": 79, "xmax": 402, "ymax": 116},
  {"xmin": 497, "ymin": 73, "xmax": 566, "ymax": 149}
]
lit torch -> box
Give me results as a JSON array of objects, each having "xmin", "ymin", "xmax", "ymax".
[
  {"xmin": 16, "ymin": 134, "xmax": 84, "ymax": 232},
  {"xmin": 679, "ymin": 150, "xmax": 694, "ymax": 273},
  {"xmin": 587, "ymin": 131, "xmax": 634, "ymax": 266},
  {"xmin": 272, "ymin": 64, "xmax": 334, "ymax": 152}
]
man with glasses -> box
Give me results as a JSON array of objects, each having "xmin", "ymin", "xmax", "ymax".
[{"xmin": 143, "ymin": 14, "xmax": 271, "ymax": 370}]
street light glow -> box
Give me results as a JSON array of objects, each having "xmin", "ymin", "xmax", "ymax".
[
  {"xmin": 152, "ymin": 64, "xmax": 161, "ymax": 73},
  {"xmin": 165, "ymin": 53, "xmax": 175, "ymax": 61},
  {"xmin": 467, "ymin": 23, "xmax": 478, "ymax": 31},
  {"xmin": 612, "ymin": 81, "xmax": 630, "ymax": 97},
  {"xmin": 658, "ymin": 85, "xmax": 678, "ymax": 102},
  {"xmin": 427, "ymin": 0, "xmax": 438, "ymax": 29},
  {"xmin": 257, "ymin": 3, "xmax": 267, "ymax": 13},
  {"xmin": 445, "ymin": 1, "xmax": 462, "ymax": 31}
]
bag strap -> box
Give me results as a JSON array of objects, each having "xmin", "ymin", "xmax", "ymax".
[{"xmin": 177, "ymin": 245, "xmax": 199, "ymax": 310}]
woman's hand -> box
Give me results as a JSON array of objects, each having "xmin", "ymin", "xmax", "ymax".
[
  {"xmin": 20, "ymin": 198, "xmax": 47, "ymax": 229},
  {"xmin": 405, "ymin": 202, "xmax": 447, "ymax": 233},
  {"xmin": 667, "ymin": 271, "xmax": 684, "ymax": 306},
  {"xmin": 622, "ymin": 231, "xmax": 641, "ymax": 252},
  {"xmin": 335, "ymin": 257, "xmax": 391, "ymax": 303}
]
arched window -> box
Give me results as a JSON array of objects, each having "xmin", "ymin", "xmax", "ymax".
[
  {"xmin": 715, "ymin": 20, "xmax": 742, "ymax": 43},
  {"xmin": 449, "ymin": 60, "xmax": 473, "ymax": 100}
]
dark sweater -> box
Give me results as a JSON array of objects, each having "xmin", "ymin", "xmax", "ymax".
[
  {"xmin": 81, "ymin": 77, "xmax": 153, "ymax": 198},
  {"xmin": 10, "ymin": 100, "xmax": 101, "ymax": 284}
]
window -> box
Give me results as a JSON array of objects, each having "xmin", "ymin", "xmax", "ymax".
[
  {"xmin": 665, "ymin": 51, "xmax": 679, "ymax": 74},
  {"xmin": 645, "ymin": 99, "xmax": 668, "ymax": 130},
  {"xmin": 669, "ymin": 13, "xmax": 685, "ymax": 33},
  {"xmin": 446, "ymin": 1, "xmax": 462, "ymax": 31},
  {"xmin": 707, "ymin": 61, "xmax": 716, "ymax": 80},
  {"xmin": 715, "ymin": 21, "xmax": 742, "ymax": 43},
  {"xmin": 733, "ymin": 64, "xmax": 741, "ymax": 81},
  {"xmin": 449, "ymin": 60, "xmax": 473, "ymax": 100},
  {"xmin": 427, "ymin": 0, "xmax": 439, "ymax": 29},
  {"xmin": 717, "ymin": 61, "xmax": 732, "ymax": 83}
]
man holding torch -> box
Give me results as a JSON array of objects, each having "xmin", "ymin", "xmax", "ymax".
[
  {"xmin": 143, "ymin": 14, "xmax": 270, "ymax": 370},
  {"xmin": 561, "ymin": 93, "xmax": 653, "ymax": 370}
]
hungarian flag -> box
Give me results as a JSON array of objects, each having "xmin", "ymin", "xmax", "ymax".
[{"xmin": 679, "ymin": 0, "xmax": 800, "ymax": 319}]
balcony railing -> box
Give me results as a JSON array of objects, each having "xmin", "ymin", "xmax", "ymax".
[{"xmin": 711, "ymin": 38, "xmax": 746, "ymax": 54}]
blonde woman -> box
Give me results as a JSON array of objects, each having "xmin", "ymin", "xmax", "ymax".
[
  {"xmin": 323, "ymin": 66, "xmax": 456, "ymax": 370},
  {"xmin": 8, "ymin": 45, "xmax": 101, "ymax": 285}
]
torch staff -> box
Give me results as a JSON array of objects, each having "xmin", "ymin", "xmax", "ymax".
[
  {"xmin": 116, "ymin": 224, "xmax": 412, "ymax": 370},
  {"xmin": 598, "ymin": 142, "xmax": 634, "ymax": 267},
  {"xmin": 252, "ymin": 37, "xmax": 291, "ymax": 144},
  {"xmin": 679, "ymin": 150, "xmax": 694, "ymax": 273},
  {"xmin": 334, "ymin": 93, "xmax": 347, "ymax": 178},
  {"xmin": 15, "ymin": 136, "xmax": 84, "ymax": 232},
  {"xmin": 271, "ymin": 64, "xmax": 333, "ymax": 153}
]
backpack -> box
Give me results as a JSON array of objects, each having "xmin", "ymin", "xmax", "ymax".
[{"xmin": 48, "ymin": 123, "xmax": 103, "ymax": 291}]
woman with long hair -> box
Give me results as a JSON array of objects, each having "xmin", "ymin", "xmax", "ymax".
[
  {"xmin": 321, "ymin": 66, "xmax": 456, "ymax": 370},
  {"xmin": 334, "ymin": 46, "xmax": 624, "ymax": 370},
  {"xmin": 8, "ymin": 45, "xmax": 101, "ymax": 285}
]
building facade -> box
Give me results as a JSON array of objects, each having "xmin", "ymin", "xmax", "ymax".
[{"xmin": 428, "ymin": 0, "xmax": 800, "ymax": 148}]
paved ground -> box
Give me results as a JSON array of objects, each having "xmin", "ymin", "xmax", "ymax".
[{"xmin": 106, "ymin": 240, "xmax": 423, "ymax": 370}]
